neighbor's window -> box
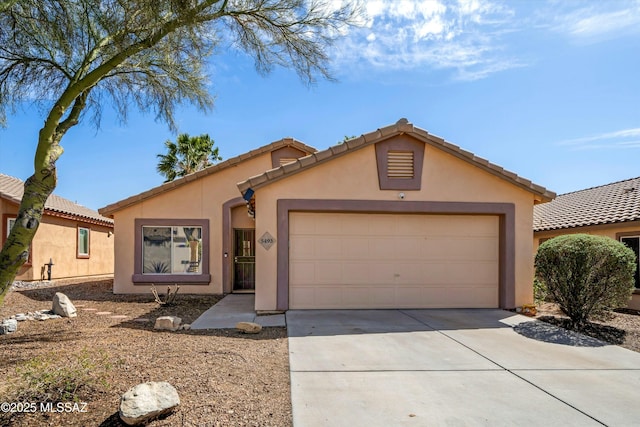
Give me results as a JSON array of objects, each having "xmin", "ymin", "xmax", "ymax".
[
  {"xmin": 77, "ymin": 226, "xmax": 90, "ymax": 258},
  {"xmin": 142, "ymin": 225, "xmax": 203, "ymax": 274},
  {"xmin": 4, "ymin": 216, "xmax": 32, "ymax": 265},
  {"xmin": 620, "ymin": 236, "xmax": 640, "ymax": 289},
  {"xmin": 6, "ymin": 217, "xmax": 15, "ymax": 237}
]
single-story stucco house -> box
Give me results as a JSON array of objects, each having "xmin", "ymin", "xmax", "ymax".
[
  {"xmin": 534, "ymin": 176, "xmax": 640, "ymax": 310},
  {"xmin": 1, "ymin": 173, "xmax": 114, "ymax": 281},
  {"xmin": 99, "ymin": 119, "xmax": 555, "ymax": 311}
]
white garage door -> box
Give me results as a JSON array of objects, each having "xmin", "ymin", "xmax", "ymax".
[{"xmin": 289, "ymin": 212, "xmax": 499, "ymax": 309}]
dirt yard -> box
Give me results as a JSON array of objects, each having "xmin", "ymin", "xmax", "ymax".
[
  {"xmin": 2, "ymin": 279, "xmax": 640, "ymax": 426},
  {"xmin": 0, "ymin": 280, "xmax": 291, "ymax": 427}
]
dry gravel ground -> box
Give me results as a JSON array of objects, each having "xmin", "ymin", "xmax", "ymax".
[
  {"xmin": 535, "ymin": 302, "xmax": 640, "ymax": 353},
  {"xmin": 2, "ymin": 280, "xmax": 640, "ymax": 426},
  {"xmin": 0, "ymin": 279, "xmax": 291, "ymax": 427}
]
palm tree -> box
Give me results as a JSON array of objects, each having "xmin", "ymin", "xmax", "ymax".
[{"xmin": 157, "ymin": 133, "xmax": 222, "ymax": 182}]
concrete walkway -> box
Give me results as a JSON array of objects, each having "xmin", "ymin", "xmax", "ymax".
[
  {"xmin": 190, "ymin": 294, "xmax": 286, "ymax": 329},
  {"xmin": 286, "ymin": 309, "xmax": 640, "ymax": 427}
]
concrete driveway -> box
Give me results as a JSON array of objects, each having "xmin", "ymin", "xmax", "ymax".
[{"xmin": 286, "ymin": 309, "xmax": 640, "ymax": 427}]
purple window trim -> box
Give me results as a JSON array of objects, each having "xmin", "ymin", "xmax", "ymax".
[
  {"xmin": 133, "ymin": 218, "xmax": 211, "ymax": 285},
  {"xmin": 276, "ymin": 199, "xmax": 515, "ymax": 311}
]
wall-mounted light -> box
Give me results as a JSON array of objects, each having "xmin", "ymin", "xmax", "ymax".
[
  {"xmin": 398, "ymin": 192, "xmax": 405, "ymax": 199},
  {"xmin": 108, "ymin": 231, "xmax": 113, "ymax": 237},
  {"xmin": 243, "ymin": 188, "xmax": 255, "ymax": 201}
]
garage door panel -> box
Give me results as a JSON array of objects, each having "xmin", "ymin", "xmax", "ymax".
[
  {"xmin": 342, "ymin": 238, "xmax": 370, "ymax": 260},
  {"xmin": 290, "ymin": 236, "xmax": 315, "ymax": 259},
  {"xmin": 342, "ymin": 262, "xmax": 373, "ymax": 284},
  {"xmin": 290, "ymin": 261, "xmax": 316, "ymax": 284},
  {"xmin": 289, "ymin": 213, "xmax": 499, "ymax": 309}
]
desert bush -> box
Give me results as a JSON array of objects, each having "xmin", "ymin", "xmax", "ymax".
[
  {"xmin": 11, "ymin": 349, "xmax": 113, "ymax": 403},
  {"xmin": 533, "ymin": 277, "xmax": 549, "ymax": 304},
  {"xmin": 535, "ymin": 234, "xmax": 636, "ymax": 328}
]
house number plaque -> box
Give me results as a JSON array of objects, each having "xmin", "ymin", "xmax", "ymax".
[{"xmin": 258, "ymin": 232, "xmax": 276, "ymax": 251}]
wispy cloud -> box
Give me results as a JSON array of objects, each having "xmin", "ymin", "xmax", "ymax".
[
  {"xmin": 333, "ymin": 0, "xmax": 525, "ymax": 81},
  {"xmin": 558, "ymin": 128, "xmax": 640, "ymax": 151},
  {"xmin": 331, "ymin": 0, "xmax": 640, "ymax": 81},
  {"xmin": 545, "ymin": 0, "xmax": 640, "ymax": 43}
]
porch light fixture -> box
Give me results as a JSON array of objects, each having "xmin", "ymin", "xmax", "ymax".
[{"xmin": 243, "ymin": 188, "xmax": 254, "ymax": 201}]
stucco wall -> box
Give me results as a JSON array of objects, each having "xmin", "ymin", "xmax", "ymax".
[
  {"xmin": 2, "ymin": 199, "xmax": 113, "ymax": 281},
  {"xmin": 252, "ymin": 140, "xmax": 538, "ymax": 311},
  {"xmin": 110, "ymin": 152, "xmax": 273, "ymax": 294},
  {"xmin": 534, "ymin": 221, "xmax": 640, "ymax": 310}
]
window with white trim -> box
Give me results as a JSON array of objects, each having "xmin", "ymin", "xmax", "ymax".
[
  {"xmin": 77, "ymin": 226, "xmax": 90, "ymax": 258},
  {"xmin": 7, "ymin": 217, "xmax": 15, "ymax": 237}
]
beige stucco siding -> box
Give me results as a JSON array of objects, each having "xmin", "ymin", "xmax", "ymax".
[
  {"xmin": 2, "ymin": 198, "xmax": 113, "ymax": 281},
  {"xmin": 252, "ymin": 142, "xmax": 538, "ymax": 311},
  {"xmin": 534, "ymin": 221, "xmax": 640, "ymax": 310},
  {"xmin": 110, "ymin": 152, "xmax": 273, "ymax": 294},
  {"xmin": 32, "ymin": 217, "xmax": 114, "ymax": 280}
]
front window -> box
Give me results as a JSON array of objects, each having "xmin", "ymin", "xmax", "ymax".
[
  {"xmin": 133, "ymin": 219, "xmax": 210, "ymax": 284},
  {"xmin": 77, "ymin": 226, "xmax": 90, "ymax": 258},
  {"xmin": 620, "ymin": 236, "xmax": 640, "ymax": 289},
  {"xmin": 142, "ymin": 226, "xmax": 202, "ymax": 274}
]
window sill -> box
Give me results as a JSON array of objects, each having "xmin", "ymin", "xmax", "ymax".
[{"xmin": 132, "ymin": 274, "xmax": 211, "ymax": 285}]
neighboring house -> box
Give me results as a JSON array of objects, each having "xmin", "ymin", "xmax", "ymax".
[
  {"xmin": 533, "ymin": 176, "xmax": 640, "ymax": 310},
  {"xmin": 100, "ymin": 119, "xmax": 555, "ymax": 311},
  {"xmin": 1, "ymin": 173, "xmax": 114, "ymax": 281}
]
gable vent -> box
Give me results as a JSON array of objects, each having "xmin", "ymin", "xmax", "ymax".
[
  {"xmin": 387, "ymin": 150, "xmax": 414, "ymax": 179},
  {"xmin": 279, "ymin": 158, "xmax": 297, "ymax": 167}
]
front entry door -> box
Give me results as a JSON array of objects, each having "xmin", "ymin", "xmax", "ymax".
[{"xmin": 233, "ymin": 229, "xmax": 255, "ymax": 291}]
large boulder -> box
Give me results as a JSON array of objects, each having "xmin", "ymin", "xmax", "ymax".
[
  {"xmin": 119, "ymin": 381, "xmax": 180, "ymax": 426},
  {"xmin": 52, "ymin": 292, "xmax": 77, "ymax": 318},
  {"xmin": 154, "ymin": 316, "xmax": 182, "ymax": 331},
  {"xmin": 0, "ymin": 319, "xmax": 18, "ymax": 334}
]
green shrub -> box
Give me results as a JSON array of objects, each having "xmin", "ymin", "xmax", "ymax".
[
  {"xmin": 535, "ymin": 234, "xmax": 636, "ymax": 328},
  {"xmin": 533, "ymin": 277, "xmax": 549, "ymax": 304}
]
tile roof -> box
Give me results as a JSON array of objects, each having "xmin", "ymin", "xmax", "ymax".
[
  {"xmin": 533, "ymin": 176, "xmax": 640, "ymax": 232},
  {"xmin": 237, "ymin": 118, "xmax": 556, "ymax": 202},
  {"xmin": 99, "ymin": 138, "xmax": 317, "ymax": 216},
  {"xmin": 0, "ymin": 173, "xmax": 114, "ymax": 226}
]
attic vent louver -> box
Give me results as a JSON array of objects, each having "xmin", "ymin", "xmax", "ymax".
[
  {"xmin": 387, "ymin": 150, "xmax": 414, "ymax": 179},
  {"xmin": 279, "ymin": 158, "xmax": 297, "ymax": 167}
]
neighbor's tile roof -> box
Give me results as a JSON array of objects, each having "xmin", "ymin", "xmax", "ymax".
[
  {"xmin": 0, "ymin": 173, "xmax": 114, "ymax": 226},
  {"xmin": 533, "ymin": 177, "xmax": 640, "ymax": 232},
  {"xmin": 237, "ymin": 118, "xmax": 556, "ymax": 202},
  {"xmin": 99, "ymin": 138, "xmax": 317, "ymax": 216}
]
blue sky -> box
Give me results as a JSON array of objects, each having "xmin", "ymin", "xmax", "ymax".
[{"xmin": 1, "ymin": 0, "xmax": 639, "ymax": 210}]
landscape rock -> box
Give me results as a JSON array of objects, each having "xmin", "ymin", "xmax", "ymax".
[
  {"xmin": 180, "ymin": 323, "xmax": 191, "ymax": 331},
  {"xmin": 0, "ymin": 319, "xmax": 18, "ymax": 334},
  {"xmin": 236, "ymin": 321, "xmax": 262, "ymax": 334},
  {"xmin": 154, "ymin": 316, "xmax": 182, "ymax": 331},
  {"xmin": 14, "ymin": 313, "xmax": 28, "ymax": 322},
  {"xmin": 119, "ymin": 381, "xmax": 180, "ymax": 426},
  {"xmin": 52, "ymin": 292, "xmax": 77, "ymax": 317}
]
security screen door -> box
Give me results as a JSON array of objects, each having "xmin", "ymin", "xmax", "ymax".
[{"xmin": 233, "ymin": 229, "xmax": 255, "ymax": 291}]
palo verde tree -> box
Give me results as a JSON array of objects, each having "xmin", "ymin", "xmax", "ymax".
[
  {"xmin": 0, "ymin": 0, "xmax": 359, "ymax": 305},
  {"xmin": 157, "ymin": 133, "xmax": 222, "ymax": 182}
]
